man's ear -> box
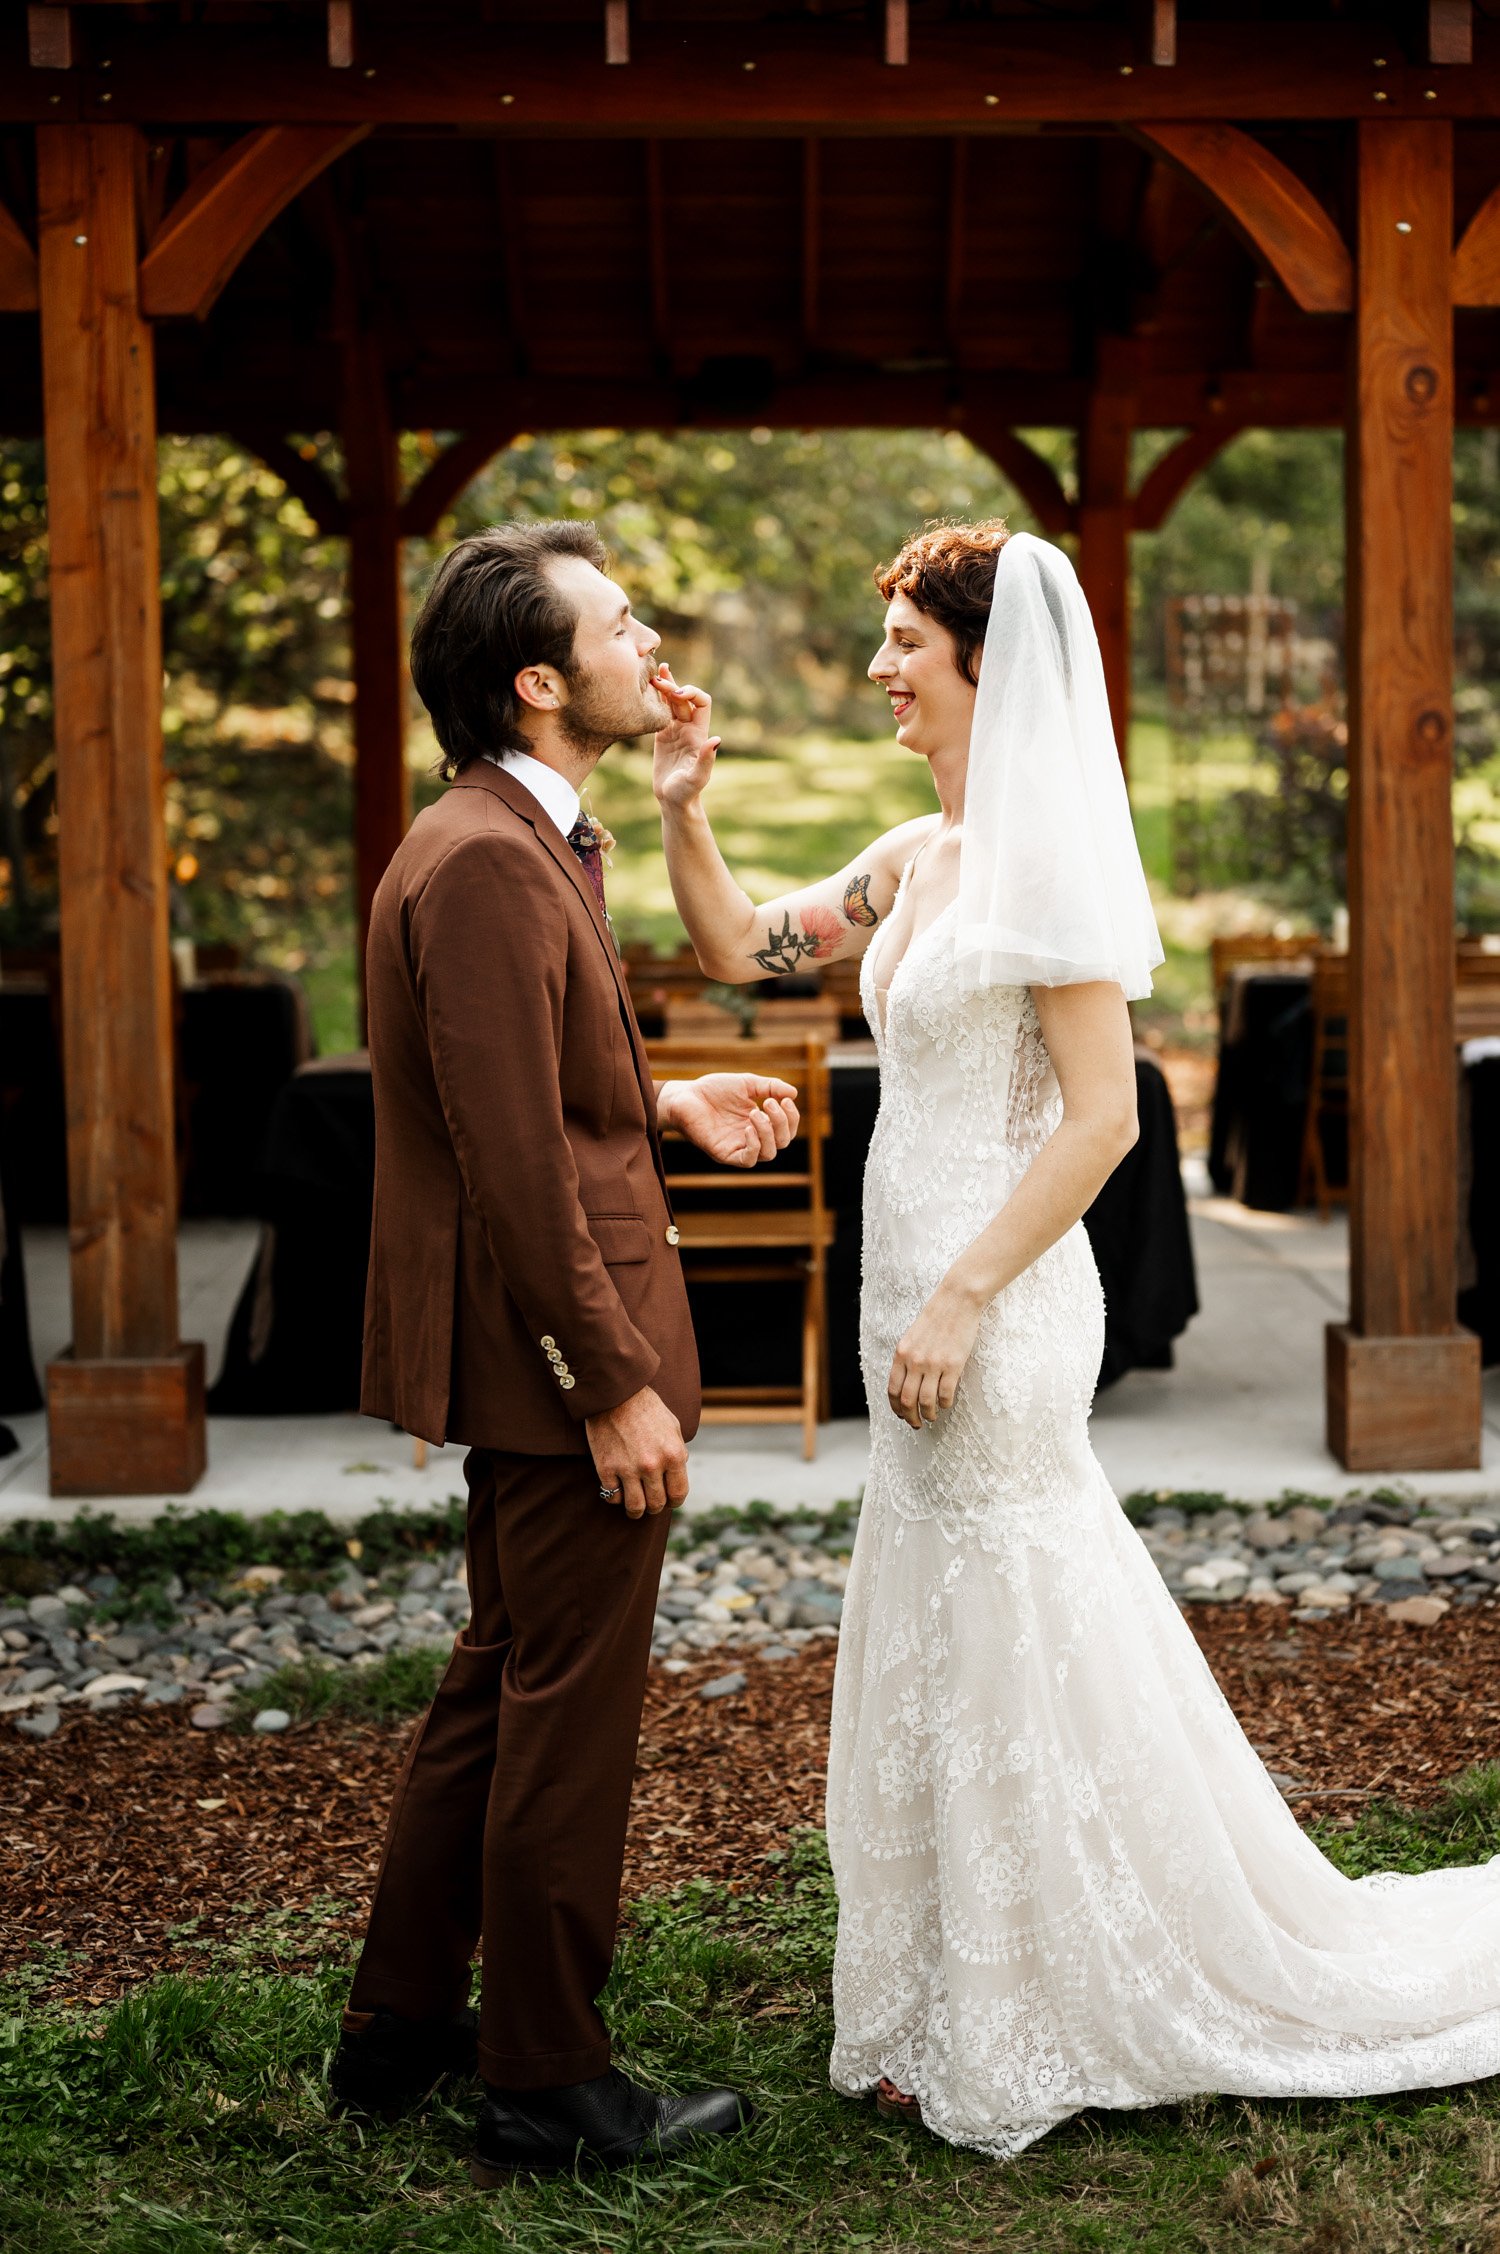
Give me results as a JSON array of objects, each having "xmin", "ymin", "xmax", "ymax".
[{"xmin": 514, "ymin": 664, "xmax": 565, "ymax": 715}]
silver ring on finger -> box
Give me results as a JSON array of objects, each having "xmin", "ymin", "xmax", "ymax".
[{"xmin": 599, "ymin": 1484, "xmax": 621, "ymax": 1500}]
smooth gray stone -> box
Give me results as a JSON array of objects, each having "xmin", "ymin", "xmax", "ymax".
[
  {"xmin": 18, "ymin": 1666, "xmax": 57, "ymax": 1694},
  {"xmin": 1372, "ymin": 1556, "xmax": 1426, "ymax": 1581},
  {"xmin": 757, "ymin": 1645, "xmax": 797, "ymax": 1662},
  {"xmin": 699, "ymin": 1672, "xmax": 748, "ymax": 1700},
  {"xmin": 26, "ymin": 1596, "xmax": 70, "ymax": 1629},
  {"xmin": 0, "ymin": 1608, "xmax": 30, "ymax": 1632},
  {"xmin": 102, "ymin": 1633, "xmax": 145, "ymax": 1663},
  {"xmin": 16, "ymin": 1706, "xmax": 61, "ymax": 1739},
  {"xmin": 406, "ymin": 1562, "xmax": 442, "ymax": 1592},
  {"xmin": 141, "ymin": 1682, "xmax": 185, "ymax": 1706},
  {"xmin": 252, "ymin": 1707, "xmax": 291, "ymax": 1733}
]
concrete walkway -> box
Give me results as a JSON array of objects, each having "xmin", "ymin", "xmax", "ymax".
[{"xmin": 3, "ymin": 1173, "xmax": 1497, "ymax": 1523}]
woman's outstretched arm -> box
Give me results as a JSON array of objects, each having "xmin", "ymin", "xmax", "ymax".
[{"xmin": 651, "ymin": 665, "xmax": 932, "ymax": 983}]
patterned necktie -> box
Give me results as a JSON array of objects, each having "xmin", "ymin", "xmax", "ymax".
[{"xmin": 565, "ymin": 816, "xmax": 607, "ymax": 912}]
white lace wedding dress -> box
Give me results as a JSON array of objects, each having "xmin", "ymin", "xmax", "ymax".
[{"xmin": 826, "ymin": 887, "xmax": 1500, "ymax": 2159}]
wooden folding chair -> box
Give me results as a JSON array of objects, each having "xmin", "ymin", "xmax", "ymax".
[
  {"xmin": 1298, "ymin": 951, "xmax": 1349, "ymax": 1218},
  {"xmin": 663, "ymin": 994, "xmax": 840, "ymax": 1043},
  {"xmin": 1209, "ymin": 930, "xmax": 1320, "ymax": 1030},
  {"xmin": 646, "ymin": 1034, "xmax": 835, "ymax": 1459}
]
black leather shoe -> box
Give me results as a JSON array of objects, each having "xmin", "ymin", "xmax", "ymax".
[
  {"xmin": 329, "ymin": 2002, "xmax": 479, "ymax": 2121},
  {"xmin": 468, "ymin": 2066, "xmax": 753, "ymax": 2181}
]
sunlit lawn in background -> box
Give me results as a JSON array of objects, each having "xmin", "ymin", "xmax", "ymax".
[{"xmin": 301, "ymin": 719, "xmax": 1276, "ymax": 1057}]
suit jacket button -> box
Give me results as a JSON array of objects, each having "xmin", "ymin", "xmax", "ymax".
[
  {"xmin": 554, "ymin": 1362, "xmax": 571, "ymax": 1378},
  {"xmin": 665, "ymin": 1224, "xmax": 681, "ymax": 1246},
  {"xmin": 546, "ymin": 1346, "xmax": 562, "ymax": 1362},
  {"xmin": 559, "ymin": 1374, "xmax": 576, "ymax": 1390},
  {"xmin": 540, "ymin": 1335, "xmax": 556, "ymax": 1350}
]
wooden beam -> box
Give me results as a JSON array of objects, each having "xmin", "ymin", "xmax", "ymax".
[
  {"xmin": 139, "ymin": 123, "xmax": 368, "ymax": 320},
  {"xmin": 342, "ymin": 330, "xmax": 410, "ymax": 974},
  {"xmin": 0, "ymin": 200, "xmax": 38, "ymax": 312},
  {"xmin": 963, "ymin": 423, "xmax": 1074, "ymax": 537},
  {"xmin": 1452, "ymin": 182, "xmax": 1500, "ymax": 305},
  {"xmin": 605, "ymin": 1, "xmax": 629, "ymax": 67},
  {"xmin": 645, "ymin": 139, "xmax": 669, "ymax": 370},
  {"xmin": 885, "ymin": 1, "xmax": 909, "ymax": 68},
  {"xmin": 35, "ymin": 121, "xmax": 205, "ymax": 1494},
  {"xmin": 29, "ymin": 23, "xmax": 1500, "ymax": 129},
  {"xmin": 944, "ymin": 137, "xmax": 966, "ymax": 355},
  {"xmin": 327, "ymin": 1, "xmax": 356, "ymax": 70},
  {"xmin": 1076, "ymin": 352, "xmax": 1139, "ymax": 762},
  {"xmin": 1130, "ymin": 418, "xmax": 1244, "ymax": 530},
  {"xmin": 1427, "ymin": 1, "xmax": 1472, "ymax": 64},
  {"xmin": 398, "ymin": 428, "xmax": 516, "ymax": 539},
  {"xmin": 1137, "ymin": 0, "xmax": 1177, "ymax": 67},
  {"xmin": 27, "ymin": 5, "xmax": 73, "ymax": 71},
  {"xmin": 801, "ymin": 138, "xmax": 819, "ymax": 355},
  {"xmin": 1132, "ymin": 122, "xmax": 1353, "ymax": 314},
  {"xmin": 1332, "ymin": 117, "xmax": 1481, "ymax": 1471},
  {"xmin": 234, "ymin": 430, "xmax": 349, "ymax": 535}
]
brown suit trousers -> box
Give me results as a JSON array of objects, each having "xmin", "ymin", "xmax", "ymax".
[{"xmin": 348, "ymin": 1444, "xmax": 671, "ymax": 2086}]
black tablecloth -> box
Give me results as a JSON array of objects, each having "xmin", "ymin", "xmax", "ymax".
[
  {"xmin": 1208, "ymin": 970, "xmax": 1321, "ymax": 1212},
  {"xmin": 213, "ymin": 1049, "xmax": 1200, "ymax": 1416},
  {"xmin": 0, "ymin": 974, "xmax": 312, "ymax": 1224},
  {"xmin": 0, "ymin": 1103, "xmax": 42, "ymax": 1420},
  {"xmin": 1460, "ymin": 1053, "xmax": 1500, "ymax": 1364}
]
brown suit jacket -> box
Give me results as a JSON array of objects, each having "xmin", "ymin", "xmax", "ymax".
[{"xmin": 360, "ymin": 758, "xmax": 701, "ymax": 1454}]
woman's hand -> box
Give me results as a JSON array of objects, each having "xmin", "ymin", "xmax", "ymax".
[
  {"xmin": 652, "ymin": 663, "xmax": 722, "ymax": 812},
  {"xmin": 887, "ymin": 1278, "xmax": 985, "ymax": 1429}
]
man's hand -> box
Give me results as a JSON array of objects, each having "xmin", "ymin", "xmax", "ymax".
[
  {"xmin": 659, "ymin": 1074, "xmax": 800, "ymax": 1168},
  {"xmin": 652, "ymin": 663, "xmax": 721, "ymax": 812},
  {"xmin": 585, "ymin": 1385, "xmax": 690, "ymax": 1519}
]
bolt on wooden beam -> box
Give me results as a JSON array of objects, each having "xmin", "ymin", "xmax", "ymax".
[
  {"xmin": 327, "ymin": 1, "xmax": 356, "ymax": 70},
  {"xmin": 28, "ymin": 4, "xmax": 74, "ymax": 71},
  {"xmin": 605, "ymin": 0, "xmax": 629, "ymax": 66},
  {"xmin": 885, "ymin": 0, "xmax": 908, "ymax": 66}
]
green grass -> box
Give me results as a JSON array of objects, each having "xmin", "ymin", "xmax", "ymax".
[
  {"xmin": 231, "ymin": 1646, "xmax": 449, "ymax": 1730},
  {"xmin": 6, "ymin": 1793, "xmax": 1500, "ymax": 2252}
]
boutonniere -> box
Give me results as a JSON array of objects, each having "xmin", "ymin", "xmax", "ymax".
[{"xmin": 581, "ymin": 811, "xmax": 616, "ymax": 863}]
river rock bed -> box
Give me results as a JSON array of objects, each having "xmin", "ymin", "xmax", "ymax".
[{"xmin": 2, "ymin": 1492, "xmax": 1497, "ymax": 1738}]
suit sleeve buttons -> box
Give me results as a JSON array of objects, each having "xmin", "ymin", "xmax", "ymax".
[{"xmin": 665, "ymin": 1224, "xmax": 681, "ymax": 1247}]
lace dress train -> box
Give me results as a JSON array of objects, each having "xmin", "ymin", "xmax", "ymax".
[{"xmin": 826, "ymin": 898, "xmax": 1500, "ymax": 2160}]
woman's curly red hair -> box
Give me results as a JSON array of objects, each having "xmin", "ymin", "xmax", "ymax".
[{"xmin": 874, "ymin": 517, "xmax": 1011, "ymax": 685}]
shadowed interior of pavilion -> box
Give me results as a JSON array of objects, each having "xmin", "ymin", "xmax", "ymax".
[{"xmin": 0, "ymin": 0, "xmax": 1494, "ymax": 1492}]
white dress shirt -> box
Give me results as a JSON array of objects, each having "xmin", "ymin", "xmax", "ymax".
[{"xmin": 484, "ymin": 750, "xmax": 581, "ymax": 840}]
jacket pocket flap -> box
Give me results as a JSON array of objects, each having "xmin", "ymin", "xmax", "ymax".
[{"xmin": 586, "ymin": 1212, "xmax": 652, "ymax": 1265}]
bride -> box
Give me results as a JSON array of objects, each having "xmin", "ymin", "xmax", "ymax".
[{"xmin": 651, "ymin": 520, "xmax": 1500, "ymax": 2160}]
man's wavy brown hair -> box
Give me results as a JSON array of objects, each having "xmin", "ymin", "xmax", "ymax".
[{"xmin": 873, "ymin": 517, "xmax": 1011, "ymax": 685}]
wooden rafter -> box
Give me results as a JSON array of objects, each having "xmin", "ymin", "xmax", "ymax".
[
  {"xmin": 0, "ymin": 200, "xmax": 38, "ymax": 312},
  {"xmin": 327, "ymin": 2, "xmax": 357, "ymax": 70},
  {"xmin": 1453, "ymin": 183, "xmax": 1500, "ymax": 305},
  {"xmin": 645, "ymin": 140, "xmax": 669, "ymax": 369},
  {"xmin": 963, "ymin": 424, "xmax": 1074, "ymax": 536},
  {"xmin": 885, "ymin": 1, "xmax": 909, "ymax": 67},
  {"xmin": 235, "ymin": 431, "xmax": 349, "ymax": 536},
  {"xmin": 1133, "ymin": 122, "xmax": 1352, "ymax": 315},
  {"xmin": 399, "ymin": 429, "xmax": 518, "ymax": 539},
  {"xmin": 27, "ymin": 4, "xmax": 73, "ymax": 71},
  {"xmin": 493, "ymin": 142, "xmax": 531, "ymax": 378},
  {"xmin": 801, "ymin": 138, "xmax": 819, "ymax": 355},
  {"xmin": 139, "ymin": 123, "xmax": 368, "ymax": 320},
  {"xmin": 944, "ymin": 138, "xmax": 966, "ymax": 355},
  {"xmin": 1427, "ymin": 1, "xmax": 1472, "ymax": 64},
  {"xmin": 1137, "ymin": 0, "xmax": 1177, "ymax": 67},
  {"xmin": 1130, "ymin": 419, "xmax": 1244, "ymax": 530},
  {"xmin": 605, "ymin": 1, "xmax": 629, "ymax": 67}
]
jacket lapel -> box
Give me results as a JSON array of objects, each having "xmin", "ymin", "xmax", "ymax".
[{"xmin": 449, "ymin": 759, "xmax": 675, "ymax": 1212}]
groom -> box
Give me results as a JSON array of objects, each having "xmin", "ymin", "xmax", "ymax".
[{"xmin": 331, "ymin": 520, "xmax": 795, "ymax": 2176}]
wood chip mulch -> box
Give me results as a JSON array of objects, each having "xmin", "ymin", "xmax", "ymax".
[{"xmin": 4, "ymin": 1601, "xmax": 1500, "ymax": 2009}]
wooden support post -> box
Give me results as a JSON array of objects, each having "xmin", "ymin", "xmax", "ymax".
[
  {"xmin": 342, "ymin": 330, "xmax": 409, "ymax": 978},
  {"xmin": 1076, "ymin": 355, "xmax": 1137, "ymax": 764},
  {"xmin": 1329, "ymin": 118, "xmax": 1481, "ymax": 1471},
  {"xmin": 28, "ymin": 5, "xmax": 73, "ymax": 71},
  {"xmin": 36, "ymin": 124, "xmax": 205, "ymax": 1496}
]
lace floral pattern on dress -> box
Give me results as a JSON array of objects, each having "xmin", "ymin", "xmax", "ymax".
[{"xmin": 828, "ymin": 901, "xmax": 1500, "ymax": 2162}]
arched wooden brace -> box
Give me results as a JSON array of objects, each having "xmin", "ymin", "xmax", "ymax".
[
  {"xmin": 0, "ymin": 200, "xmax": 37, "ymax": 311},
  {"xmin": 1132, "ymin": 122, "xmax": 1352, "ymax": 315},
  {"xmin": 234, "ymin": 430, "xmax": 350, "ymax": 536},
  {"xmin": 1452, "ymin": 182, "xmax": 1500, "ymax": 306},
  {"xmin": 140, "ymin": 124, "xmax": 369, "ymax": 320},
  {"xmin": 1130, "ymin": 419, "xmax": 1246, "ymax": 532},
  {"xmin": 962, "ymin": 423, "xmax": 1075, "ymax": 535},
  {"xmin": 399, "ymin": 427, "xmax": 519, "ymax": 539}
]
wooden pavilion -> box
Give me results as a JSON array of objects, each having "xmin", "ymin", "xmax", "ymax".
[{"xmin": 0, "ymin": 0, "xmax": 1491, "ymax": 1494}]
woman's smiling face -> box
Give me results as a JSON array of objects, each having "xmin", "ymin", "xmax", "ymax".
[{"xmin": 868, "ymin": 591, "xmax": 979, "ymax": 762}]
